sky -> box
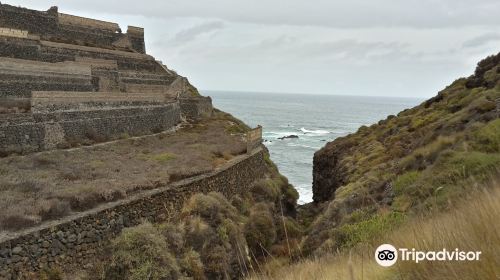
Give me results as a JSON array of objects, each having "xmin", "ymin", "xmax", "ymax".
[{"xmin": 6, "ymin": 0, "xmax": 500, "ymax": 97}]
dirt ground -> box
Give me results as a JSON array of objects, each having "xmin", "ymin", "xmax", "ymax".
[{"xmin": 0, "ymin": 110, "xmax": 250, "ymax": 233}]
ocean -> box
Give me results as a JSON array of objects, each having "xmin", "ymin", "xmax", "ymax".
[{"xmin": 206, "ymin": 91, "xmax": 422, "ymax": 204}]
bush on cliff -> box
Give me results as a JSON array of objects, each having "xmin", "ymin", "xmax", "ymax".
[
  {"xmin": 244, "ymin": 203, "xmax": 277, "ymax": 256},
  {"xmin": 93, "ymin": 149, "xmax": 301, "ymax": 279},
  {"xmin": 105, "ymin": 223, "xmax": 180, "ymax": 280}
]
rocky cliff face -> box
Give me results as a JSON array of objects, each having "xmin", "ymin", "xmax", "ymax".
[{"xmin": 305, "ymin": 52, "xmax": 500, "ymax": 254}]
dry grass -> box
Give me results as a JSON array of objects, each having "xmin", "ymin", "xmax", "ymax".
[
  {"xmin": 247, "ymin": 182, "xmax": 500, "ymax": 280},
  {"xmin": 0, "ymin": 111, "xmax": 248, "ymax": 233}
]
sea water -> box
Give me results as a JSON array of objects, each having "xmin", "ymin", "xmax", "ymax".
[{"xmin": 207, "ymin": 91, "xmax": 422, "ymax": 204}]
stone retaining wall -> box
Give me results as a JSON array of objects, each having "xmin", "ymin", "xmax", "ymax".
[
  {"xmin": 0, "ymin": 147, "xmax": 266, "ymax": 279},
  {"xmin": 179, "ymin": 97, "xmax": 214, "ymax": 120},
  {"xmin": 0, "ymin": 102, "xmax": 181, "ymax": 155},
  {"xmin": 0, "ymin": 3, "xmax": 145, "ymax": 53},
  {"xmin": 58, "ymin": 13, "xmax": 120, "ymax": 32}
]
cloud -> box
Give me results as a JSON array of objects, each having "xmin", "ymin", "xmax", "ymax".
[
  {"xmin": 462, "ymin": 33, "xmax": 500, "ymax": 48},
  {"xmin": 173, "ymin": 21, "xmax": 225, "ymax": 43},
  {"xmin": 7, "ymin": 0, "xmax": 500, "ymax": 29},
  {"xmin": 4, "ymin": 0, "xmax": 499, "ymax": 98}
]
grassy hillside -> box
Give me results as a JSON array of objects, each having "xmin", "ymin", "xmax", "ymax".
[
  {"xmin": 247, "ymin": 180, "xmax": 500, "ymax": 280},
  {"xmin": 305, "ymin": 52, "xmax": 499, "ymax": 254}
]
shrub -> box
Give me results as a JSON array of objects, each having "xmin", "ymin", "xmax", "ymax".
[
  {"xmin": 392, "ymin": 171, "xmax": 421, "ymax": 196},
  {"xmin": 39, "ymin": 267, "xmax": 64, "ymax": 280},
  {"xmin": 84, "ymin": 127, "xmax": 107, "ymax": 143},
  {"xmin": 37, "ymin": 199, "xmax": 71, "ymax": 221},
  {"xmin": 200, "ymin": 245, "xmax": 230, "ymax": 278},
  {"xmin": 250, "ymin": 179, "xmax": 281, "ymax": 202},
  {"xmin": 0, "ymin": 214, "xmax": 39, "ymax": 230},
  {"xmin": 182, "ymin": 192, "xmax": 238, "ymax": 226},
  {"xmin": 180, "ymin": 249, "xmax": 206, "ymax": 280},
  {"xmin": 245, "ymin": 203, "xmax": 277, "ymax": 256},
  {"xmin": 107, "ymin": 222, "xmax": 180, "ymax": 280},
  {"xmin": 431, "ymin": 151, "xmax": 500, "ymax": 185},
  {"xmin": 332, "ymin": 212, "xmax": 405, "ymax": 249},
  {"xmin": 472, "ymin": 119, "xmax": 500, "ymax": 152},
  {"xmin": 182, "ymin": 216, "xmax": 216, "ymax": 252}
]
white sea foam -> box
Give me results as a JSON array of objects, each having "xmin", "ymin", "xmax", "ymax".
[
  {"xmin": 264, "ymin": 131, "xmax": 298, "ymax": 138},
  {"xmin": 286, "ymin": 143, "xmax": 318, "ymax": 150},
  {"xmin": 300, "ymin": 127, "xmax": 330, "ymax": 135}
]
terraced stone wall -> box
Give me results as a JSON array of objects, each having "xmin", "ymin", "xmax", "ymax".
[{"xmin": 0, "ymin": 148, "xmax": 266, "ymax": 279}]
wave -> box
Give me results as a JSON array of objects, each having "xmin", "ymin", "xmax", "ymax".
[
  {"xmin": 286, "ymin": 143, "xmax": 318, "ymax": 150},
  {"xmin": 264, "ymin": 131, "xmax": 299, "ymax": 138},
  {"xmin": 300, "ymin": 127, "xmax": 330, "ymax": 135}
]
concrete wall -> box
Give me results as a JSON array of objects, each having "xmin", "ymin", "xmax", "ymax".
[
  {"xmin": 0, "ymin": 102, "xmax": 181, "ymax": 155},
  {"xmin": 0, "ymin": 148, "xmax": 266, "ymax": 278}
]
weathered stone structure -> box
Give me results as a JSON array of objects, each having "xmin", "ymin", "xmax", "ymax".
[
  {"xmin": 0, "ymin": 148, "xmax": 266, "ymax": 278},
  {"xmin": 0, "ymin": 3, "xmax": 213, "ymax": 155}
]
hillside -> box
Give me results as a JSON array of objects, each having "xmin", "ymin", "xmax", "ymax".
[
  {"xmin": 243, "ymin": 52, "xmax": 500, "ymax": 280},
  {"xmin": 0, "ymin": 4, "xmax": 302, "ymax": 279},
  {"xmin": 304, "ymin": 52, "xmax": 499, "ymax": 254},
  {"xmin": 249, "ymin": 181, "xmax": 500, "ymax": 280}
]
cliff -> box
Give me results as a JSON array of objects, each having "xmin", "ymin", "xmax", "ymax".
[
  {"xmin": 305, "ymin": 52, "xmax": 500, "ymax": 253},
  {"xmin": 0, "ymin": 4, "xmax": 301, "ymax": 279}
]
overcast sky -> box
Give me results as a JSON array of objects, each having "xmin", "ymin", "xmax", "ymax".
[{"xmin": 6, "ymin": 0, "xmax": 500, "ymax": 97}]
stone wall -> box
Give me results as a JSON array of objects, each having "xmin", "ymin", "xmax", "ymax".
[
  {"xmin": 179, "ymin": 97, "xmax": 214, "ymax": 120},
  {"xmin": 31, "ymin": 91, "xmax": 168, "ymax": 112},
  {"xmin": 58, "ymin": 13, "xmax": 121, "ymax": 32},
  {"xmin": 0, "ymin": 147, "xmax": 266, "ymax": 278},
  {"xmin": 0, "ymin": 102, "xmax": 181, "ymax": 155},
  {"xmin": 246, "ymin": 125, "xmax": 263, "ymax": 153},
  {"xmin": 0, "ymin": 3, "xmax": 146, "ymax": 53},
  {"xmin": 0, "ymin": 57, "xmax": 93, "ymax": 99}
]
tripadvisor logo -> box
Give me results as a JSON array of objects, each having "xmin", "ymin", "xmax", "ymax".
[
  {"xmin": 375, "ymin": 244, "xmax": 481, "ymax": 267},
  {"xmin": 375, "ymin": 244, "xmax": 398, "ymax": 267}
]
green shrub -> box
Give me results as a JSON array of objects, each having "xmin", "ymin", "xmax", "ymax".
[
  {"xmin": 333, "ymin": 212, "xmax": 405, "ymax": 249},
  {"xmin": 182, "ymin": 216, "xmax": 216, "ymax": 252},
  {"xmin": 180, "ymin": 249, "xmax": 206, "ymax": 280},
  {"xmin": 250, "ymin": 179, "xmax": 281, "ymax": 202},
  {"xmin": 393, "ymin": 171, "xmax": 421, "ymax": 196},
  {"xmin": 244, "ymin": 203, "xmax": 277, "ymax": 255},
  {"xmin": 432, "ymin": 151, "xmax": 500, "ymax": 184},
  {"xmin": 200, "ymin": 245, "xmax": 230, "ymax": 278},
  {"xmin": 107, "ymin": 222, "xmax": 180, "ymax": 280},
  {"xmin": 182, "ymin": 192, "xmax": 238, "ymax": 226},
  {"xmin": 472, "ymin": 119, "xmax": 500, "ymax": 152}
]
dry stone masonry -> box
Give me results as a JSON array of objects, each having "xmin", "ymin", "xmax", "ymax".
[
  {"xmin": 0, "ymin": 5, "xmax": 268, "ymax": 278},
  {"xmin": 0, "ymin": 148, "xmax": 267, "ymax": 278},
  {"xmin": 0, "ymin": 3, "xmax": 213, "ymax": 155}
]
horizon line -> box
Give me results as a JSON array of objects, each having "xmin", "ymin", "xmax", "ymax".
[{"xmin": 201, "ymin": 89, "xmax": 428, "ymax": 100}]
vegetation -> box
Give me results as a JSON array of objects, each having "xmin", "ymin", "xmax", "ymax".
[
  {"xmin": 246, "ymin": 181, "xmax": 500, "ymax": 280},
  {"xmin": 303, "ymin": 52, "xmax": 500, "ymax": 254},
  {"xmin": 79, "ymin": 148, "xmax": 302, "ymax": 280},
  {"xmin": 0, "ymin": 111, "xmax": 249, "ymax": 232}
]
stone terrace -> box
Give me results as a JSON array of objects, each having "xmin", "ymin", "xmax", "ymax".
[{"xmin": 0, "ymin": 4, "xmax": 213, "ymax": 155}]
